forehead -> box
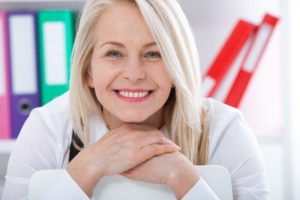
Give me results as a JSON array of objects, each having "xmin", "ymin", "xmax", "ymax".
[{"xmin": 93, "ymin": 2, "xmax": 155, "ymax": 45}]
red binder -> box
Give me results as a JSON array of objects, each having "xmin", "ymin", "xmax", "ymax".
[
  {"xmin": 202, "ymin": 20, "xmax": 257, "ymax": 97},
  {"xmin": 224, "ymin": 14, "xmax": 279, "ymax": 107}
]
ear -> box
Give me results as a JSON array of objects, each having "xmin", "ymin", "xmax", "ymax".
[{"xmin": 86, "ymin": 67, "xmax": 95, "ymax": 88}]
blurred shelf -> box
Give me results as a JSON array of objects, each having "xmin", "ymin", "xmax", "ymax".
[
  {"xmin": 0, "ymin": 0, "xmax": 84, "ymax": 10},
  {"xmin": 0, "ymin": 178, "xmax": 4, "ymax": 195},
  {"xmin": 0, "ymin": 140, "xmax": 15, "ymax": 154}
]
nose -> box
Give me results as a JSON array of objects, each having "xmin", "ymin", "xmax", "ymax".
[{"xmin": 122, "ymin": 57, "xmax": 146, "ymax": 82}]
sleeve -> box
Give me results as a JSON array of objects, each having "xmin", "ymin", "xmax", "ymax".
[
  {"xmin": 182, "ymin": 178, "xmax": 220, "ymax": 200},
  {"xmin": 210, "ymin": 111, "xmax": 269, "ymax": 200},
  {"xmin": 1, "ymin": 109, "xmax": 90, "ymax": 200},
  {"xmin": 41, "ymin": 170, "xmax": 90, "ymax": 200}
]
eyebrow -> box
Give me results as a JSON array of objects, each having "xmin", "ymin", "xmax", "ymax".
[{"xmin": 99, "ymin": 41, "xmax": 157, "ymax": 49}]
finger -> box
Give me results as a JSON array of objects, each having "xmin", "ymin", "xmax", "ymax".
[
  {"xmin": 137, "ymin": 131, "xmax": 172, "ymax": 148},
  {"xmin": 138, "ymin": 143, "xmax": 180, "ymax": 162},
  {"xmin": 121, "ymin": 170, "xmax": 136, "ymax": 179}
]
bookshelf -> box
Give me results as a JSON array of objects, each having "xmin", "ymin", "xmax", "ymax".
[
  {"xmin": 0, "ymin": 0, "xmax": 84, "ymax": 193},
  {"xmin": 0, "ymin": 140, "xmax": 13, "ymax": 194},
  {"xmin": 0, "ymin": 1, "xmax": 83, "ymax": 144},
  {"xmin": 0, "ymin": 1, "xmax": 82, "ymax": 134},
  {"xmin": 0, "ymin": 140, "xmax": 14, "ymax": 173}
]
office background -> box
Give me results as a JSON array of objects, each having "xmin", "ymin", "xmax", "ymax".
[{"xmin": 0, "ymin": 0, "xmax": 299, "ymax": 199}]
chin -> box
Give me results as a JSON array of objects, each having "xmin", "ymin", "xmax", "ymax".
[{"xmin": 118, "ymin": 113, "xmax": 150, "ymax": 123}]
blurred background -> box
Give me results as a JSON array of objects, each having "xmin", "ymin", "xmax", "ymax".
[{"xmin": 0, "ymin": 0, "xmax": 299, "ymax": 199}]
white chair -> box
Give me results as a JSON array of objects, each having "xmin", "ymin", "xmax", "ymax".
[{"xmin": 29, "ymin": 165, "xmax": 233, "ymax": 200}]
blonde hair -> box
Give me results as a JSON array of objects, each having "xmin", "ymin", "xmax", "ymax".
[{"xmin": 70, "ymin": 0, "xmax": 208, "ymax": 165}]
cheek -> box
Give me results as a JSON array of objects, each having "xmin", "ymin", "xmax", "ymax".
[
  {"xmin": 92, "ymin": 76, "xmax": 114, "ymax": 108},
  {"xmin": 89, "ymin": 62, "xmax": 119, "ymax": 88},
  {"xmin": 91, "ymin": 67, "xmax": 122, "ymax": 103},
  {"xmin": 92, "ymin": 71, "xmax": 114, "ymax": 93},
  {"xmin": 152, "ymin": 66, "xmax": 173, "ymax": 90}
]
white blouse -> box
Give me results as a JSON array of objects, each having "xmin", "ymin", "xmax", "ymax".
[{"xmin": 1, "ymin": 92, "xmax": 269, "ymax": 200}]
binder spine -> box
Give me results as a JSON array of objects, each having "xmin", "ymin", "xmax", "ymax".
[
  {"xmin": 38, "ymin": 10, "xmax": 75, "ymax": 105},
  {"xmin": 0, "ymin": 11, "xmax": 11, "ymax": 139},
  {"xmin": 8, "ymin": 11, "xmax": 40, "ymax": 138},
  {"xmin": 224, "ymin": 14, "xmax": 279, "ymax": 107},
  {"xmin": 203, "ymin": 20, "xmax": 256, "ymax": 97}
]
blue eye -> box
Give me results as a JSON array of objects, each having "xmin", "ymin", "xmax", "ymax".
[
  {"xmin": 106, "ymin": 50, "xmax": 122, "ymax": 58},
  {"xmin": 145, "ymin": 51, "xmax": 161, "ymax": 59}
]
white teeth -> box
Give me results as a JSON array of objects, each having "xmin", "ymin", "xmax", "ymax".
[{"xmin": 118, "ymin": 91, "xmax": 149, "ymax": 98}]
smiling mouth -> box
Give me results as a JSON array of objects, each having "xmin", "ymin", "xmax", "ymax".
[{"xmin": 113, "ymin": 90, "xmax": 153, "ymax": 102}]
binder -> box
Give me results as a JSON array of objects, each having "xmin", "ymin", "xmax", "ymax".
[
  {"xmin": 37, "ymin": 10, "xmax": 75, "ymax": 105},
  {"xmin": 202, "ymin": 20, "xmax": 257, "ymax": 98},
  {"xmin": 8, "ymin": 11, "xmax": 40, "ymax": 138},
  {"xmin": 224, "ymin": 14, "xmax": 279, "ymax": 107},
  {"xmin": 213, "ymin": 26, "xmax": 257, "ymax": 102},
  {"xmin": 0, "ymin": 11, "xmax": 11, "ymax": 139}
]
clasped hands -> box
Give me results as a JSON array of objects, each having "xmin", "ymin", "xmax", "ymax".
[{"xmin": 67, "ymin": 124, "xmax": 200, "ymax": 199}]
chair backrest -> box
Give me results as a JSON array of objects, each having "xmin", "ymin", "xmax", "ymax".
[{"xmin": 29, "ymin": 165, "xmax": 233, "ymax": 200}]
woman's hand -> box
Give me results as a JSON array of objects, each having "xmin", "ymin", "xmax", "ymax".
[
  {"xmin": 66, "ymin": 124, "xmax": 180, "ymax": 197},
  {"xmin": 122, "ymin": 151, "xmax": 200, "ymax": 200}
]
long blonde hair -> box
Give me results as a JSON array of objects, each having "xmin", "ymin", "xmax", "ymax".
[{"xmin": 70, "ymin": 0, "xmax": 208, "ymax": 165}]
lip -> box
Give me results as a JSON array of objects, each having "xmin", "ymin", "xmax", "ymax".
[
  {"xmin": 114, "ymin": 88, "xmax": 152, "ymax": 92},
  {"xmin": 114, "ymin": 89, "xmax": 153, "ymax": 102}
]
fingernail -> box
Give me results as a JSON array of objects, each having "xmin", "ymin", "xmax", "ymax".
[
  {"xmin": 163, "ymin": 137, "xmax": 180, "ymax": 149},
  {"xmin": 174, "ymin": 143, "xmax": 181, "ymax": 149},
  {"xmin": 163, "ymin": 137, "xmax": 173, "ymax": 144}
]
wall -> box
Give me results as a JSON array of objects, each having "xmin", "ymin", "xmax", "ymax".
[{"xmin": 179, "ymin": 1, "xmax": 284, "ymax": 199}]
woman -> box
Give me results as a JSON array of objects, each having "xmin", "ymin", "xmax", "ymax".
[{"xmin": 2, "ymin": 0, "xmax": 269, "ymax": 199}]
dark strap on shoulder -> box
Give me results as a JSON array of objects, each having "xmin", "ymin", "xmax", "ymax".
[{"xmin": 69, "ymin": 130, "xmax": 84, "ymax": 162}]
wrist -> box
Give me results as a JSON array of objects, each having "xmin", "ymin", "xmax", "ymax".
[
  {"xmin": 67, "ymin": 149, "xmax": 106, "ymax": 197},
  {"xmin": 67, "ymin": 165, "xmax": 100, "ymax": 197},
  {"xmin": 167, "ymin": 167, "xmax": 200, "ymax": 199}
]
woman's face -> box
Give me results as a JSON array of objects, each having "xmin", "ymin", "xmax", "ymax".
[{"xmin": 88, "ymin": 2, "xmax": 173, "ymax": 129}]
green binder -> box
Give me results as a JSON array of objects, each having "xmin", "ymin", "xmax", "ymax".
[{"xmin": 38, "ymin": 10, "xmax": 75, "ymax": 105}]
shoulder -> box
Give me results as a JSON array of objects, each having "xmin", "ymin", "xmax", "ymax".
[
  {"xmin": 201, "ymin": 97, "xmax": 243, "ymax": 129},
  {"xmin": 20, "ymin": 91, "xmax": 73, "ymax": 144},
  {"xmin": 202, "ymin": 98, "xmax": 262, "ymax": 164},
  {"xmin": 9, "ymin": 92, "xmax": 73, "ymax": 170},
  {"xmin": 202, "ymin": 97, "xmax": 253, "ymax": 145},
  {"xmin": 31, "ymin": 91, "xmax": 72, "ymax": 125},
  {"xmin": 201, "ymin": 99, "xmax": 268, "ymax": 197},
  {"xmin": 34, "ymin": 91, "xmax": 71, "ymax": 116}
]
